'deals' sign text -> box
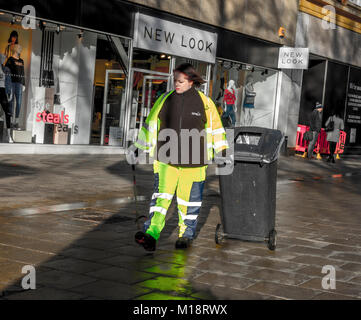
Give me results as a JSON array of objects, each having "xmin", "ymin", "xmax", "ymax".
[{"xmin": 134, "ymin": 13, "xmax": 218, "ymax": 64}]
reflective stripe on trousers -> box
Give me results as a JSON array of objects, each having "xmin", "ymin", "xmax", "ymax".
[{"xmin": 143, "ymin": 161, "xmax": 207, "ymax": 240}]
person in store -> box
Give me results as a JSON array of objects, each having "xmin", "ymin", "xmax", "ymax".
[
  {"xmin": 307, "ymin": 102, "xmax": 323, "ymax": 159},
  {"xmin": 5, "ymin": 44, "xmax": 25, "ymax": 127},
  {"xmin": 127, "ymin": 63, "xmax": 228, "ymax": 251},
  {"xmin": 4, "ymin": 30, "xmax": 19, "ymax": 61},
  {"xmin": 222, "ymin": 79, "xmax": 237, "ymax": 126},
  {"xmin": 242, "ymin": 75, "xmax": 256, "ymax": 126},
  {"xmin": 325, "ymin": 112, "xmax": 344, "ymax": 163},
  {"xmin": 0, "ymin": 54, "xmax": 13, "ymax": 142}
]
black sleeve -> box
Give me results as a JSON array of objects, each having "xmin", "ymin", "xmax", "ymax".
[{"xmin": 20, "ymin": 60, "xmax": 25, "ymax": 85}]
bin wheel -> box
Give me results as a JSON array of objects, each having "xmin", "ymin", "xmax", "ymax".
[
  {"xmin": 215, "ymin": 224, "xmax": 225, "ymax": 245},
  {"xmin": 267, "ymin": 229, "xmax": 277, "ymax": 251}
]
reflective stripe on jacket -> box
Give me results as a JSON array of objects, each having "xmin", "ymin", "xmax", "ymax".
[{"xmin": 134, "ymin": 90, "xmax": 228, "ymax": 160}]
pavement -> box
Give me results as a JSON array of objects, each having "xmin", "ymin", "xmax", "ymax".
[{"xmin": 0, "ymin": 153, "xmax": 361, "ymax": 300}]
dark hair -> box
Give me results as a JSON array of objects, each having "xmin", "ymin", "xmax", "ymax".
[
  {"xmin": 174, "ymin": 63, "xmax": 205, "ymax": 87},
  {"xmin": 8, "ymin": 31, "xmax": 19, "ymax": 44},
  {"xmin": 333, "ymin": 112, "xmax": 341, "ymax": 118}
]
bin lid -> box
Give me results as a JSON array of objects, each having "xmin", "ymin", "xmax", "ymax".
[{"xmin": 229, "ymin": 127, "xmax": 284, "ymax": 164}]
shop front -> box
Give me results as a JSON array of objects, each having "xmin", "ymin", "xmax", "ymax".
[
  {"xmin": 0, "ymin": 10, "xmax": 132, "ymax": 150},
  {"xmin": 0, "ymin": 3, "xmax": 282, "ymax": 153}
]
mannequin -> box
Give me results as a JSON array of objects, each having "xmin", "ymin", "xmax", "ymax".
[
  {"xmin": 5, "ymin": 30, "xmax": 18, "ymax": 61},
  {"xmin": 222, "ymin": 79, "xmax": 237, "ymax": 126},
  {"xmin": 0, "ymin": 54, "xmax": 13, "ymax": 142},
  {"xmin": 243, "ymin": 75, "xmax": 256, "ymax": 126},
  {"xmin": 6, "ymin": 44, "xmax": 25, "ymax": 128}
]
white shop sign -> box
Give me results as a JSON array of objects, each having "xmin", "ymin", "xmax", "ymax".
[
  {"xmin": 349, "ymin": 0, "xmax": 361, "ymax": 8},
  {"xmin": 278, "ymin": 47, "xmax": 309, "ymax": 69},
  {"xmin": 134, "ymin": 13, "xmax": 218, "ymax": 64}
]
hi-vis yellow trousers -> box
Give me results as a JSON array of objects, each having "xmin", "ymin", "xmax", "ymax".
[{"xmin": 143, "ymin": 160, "xmax": 207, "ymax": 241}]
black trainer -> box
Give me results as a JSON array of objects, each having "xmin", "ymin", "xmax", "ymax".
[
  {"xmin": 175, "ymin": 237, "xmax": 192, "ymax": 249},
  {"xmin": 135, "ymin": 231, "xmax": 156, "ymax": 251}
]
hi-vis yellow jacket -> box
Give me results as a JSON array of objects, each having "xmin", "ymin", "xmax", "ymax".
[{"xmin": 134, "ymin": 90, "xmax": 228, "ymax": 161}]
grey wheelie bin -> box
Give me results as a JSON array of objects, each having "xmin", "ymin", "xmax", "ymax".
[{"xmin": 215, "ymin": 127, "xmax": 284, "ymax": 250}]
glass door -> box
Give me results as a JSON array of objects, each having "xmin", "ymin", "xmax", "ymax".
[
  {"xmin": 100, "ymin": 70, "xmax": 127, "ymax": 146},
  {"xmin": 126, "ymin": 69, "xmax": 170, "ymax": 145}
]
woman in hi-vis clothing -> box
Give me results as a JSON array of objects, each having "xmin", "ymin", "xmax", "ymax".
[{"xmin": 128, "ymin": 63, "xmax": 228, "ymax": 251}]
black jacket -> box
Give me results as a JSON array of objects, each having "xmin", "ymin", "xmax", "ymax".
[
  {"xmin": 309, "ymin": 109, "xmax": 322, "ymax": 132},
  {"xmin": 6, "ymin": 57, "xmax": 25, "ymax": 85},
  {"xmin": 157, "ymin": 87, "xmax": 207, "ymax": 167}
]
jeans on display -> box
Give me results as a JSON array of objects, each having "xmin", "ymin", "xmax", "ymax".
[
  {"xmin": 222, "ymin": 104, "xmax": 236, "ymax": 125},
  {"xmin": 307, "ymin": 131, "xmax": 319, "ymax": 159},
  {"xmin": 0, "ymin": 87, "xmax": 11, "ymax": 128},
  {"xmin": 10, "ymin": 82, "xmax": 22, "ymax": 118}
]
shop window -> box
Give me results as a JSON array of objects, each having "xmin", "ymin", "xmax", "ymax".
[
  {"xmin": 0, "ymin": 12, "xmax": 130, "ymax": 147},
  {"xmin": 132, "ymin": 49, "xmax": 170, "ymax": 74},
  {"xmin": 211, "ymin": 60, "xmax": 278, "ymax": 128}
]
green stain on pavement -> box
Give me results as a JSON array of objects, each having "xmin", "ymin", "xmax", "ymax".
[
  {"xmin": 144, "ymin": 263, "xmax": 185, "ymax": 277},
  {"xmin": 135, "ymin": 292, "xmax": 195, "ymax": 300},
  {"xmin": 144, "ymin": 251, "xmax": 190, "ymax": 277},
  {"xmin": 155, "ymin": 251, "xmax": 189, "ymax": 265},
  {"xmin": 138, "ymin": 276, "xmax": 193, "ymax": 295}
]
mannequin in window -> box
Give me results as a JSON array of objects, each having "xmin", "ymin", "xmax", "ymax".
[
  {"xmin": 4, "ymin": 31, "xmax": 18, "ymax": 61},
  {"xmin": 243, "ymin": 75, "xmax": 256, "ymax": 126},
  {"xmin": 222, "ymin": 79, "xmax": 237, "ymax": 126},
  {"xmin": 6, "ymin": 44, "xmax": 25, "ymax": 128},
  {"xmin": 0, "ymin": 54, "xmax": 13, "ymax": 142}
]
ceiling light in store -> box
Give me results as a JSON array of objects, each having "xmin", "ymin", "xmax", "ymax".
[
  {"xmin": 167, "ymin": 56, "xmax": 171, "ymax": 59},
  {"xmin": 160, "ymin": 54, "xmax": 166, "ymax": 58},
  {"xmin": 223, "ymin": 61, "xmax": 232, "ymax": 70},
  {"xmin": 78, "ymin": 30, "xmax": 84, "ymax": 39},
  {"xmin": 0, "ymin": 12, "xmax": 5, "ymax": 15},
  {"xmin": 39, "ymin": 20, "xmax": 45, "ymax": 30}
]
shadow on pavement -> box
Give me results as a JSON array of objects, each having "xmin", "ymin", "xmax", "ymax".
[
  {"xmin": 0, "ymin": 162, "xmax": 38, "ymax": 179},
  {"xmin": 1, "ymin": 161, "xmax": 220, "ymax": 300}
]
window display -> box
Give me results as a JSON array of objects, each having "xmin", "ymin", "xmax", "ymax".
[
  {"xmin": 0, "ymin": 12, "xmax": 131, "ymax": 146},
  {"xmin": 211, "ymin": 60, "xmax": 279, "ymax": 129}
]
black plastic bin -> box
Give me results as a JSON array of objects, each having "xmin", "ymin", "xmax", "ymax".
[{"xmin": 216, "ymin": 127, "xmax": 284, "ymax": 250}]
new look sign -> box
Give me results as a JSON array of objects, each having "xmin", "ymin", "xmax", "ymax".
[
  {"xmin": 134, "ymin": 13, "xmax": 218, "ymax": 64},
  {"xmin": 278, "ymin": 47, "xmax": 309, "ymax": 70}
]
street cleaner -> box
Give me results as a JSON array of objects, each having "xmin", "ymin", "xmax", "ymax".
[{"xmin": 127, "ymin": 63, "xmax": 229, "ymax": 251}]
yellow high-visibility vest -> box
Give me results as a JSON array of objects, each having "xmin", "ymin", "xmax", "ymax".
[{"xmin": 134, "ymin": 90, "xmax": 228, "ymax": 161}]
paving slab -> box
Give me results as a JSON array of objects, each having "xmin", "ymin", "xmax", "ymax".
[{"xmin": 0, "ymin": 154, "xmax": 361, "ymax": 300}]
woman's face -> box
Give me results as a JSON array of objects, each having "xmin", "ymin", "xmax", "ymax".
[
  {"xmin": 174, "ymin": 71, "xmax": 193, "ymax": 94},
  {"xmin": 11, "ymin": 36, "xmax": 17, "ymax": 44}
]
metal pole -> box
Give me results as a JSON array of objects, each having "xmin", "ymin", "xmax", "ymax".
[
  {"xmin": 205, "ymin": 63, "xmax": 212, "ymax": 96},
  {"xmin": 123, "ymin": 40, "xmax": 133, "ymax": 148},
  {"xmin": 100, "ymin": 70, "xmax": 110, "ymax": 145}
]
